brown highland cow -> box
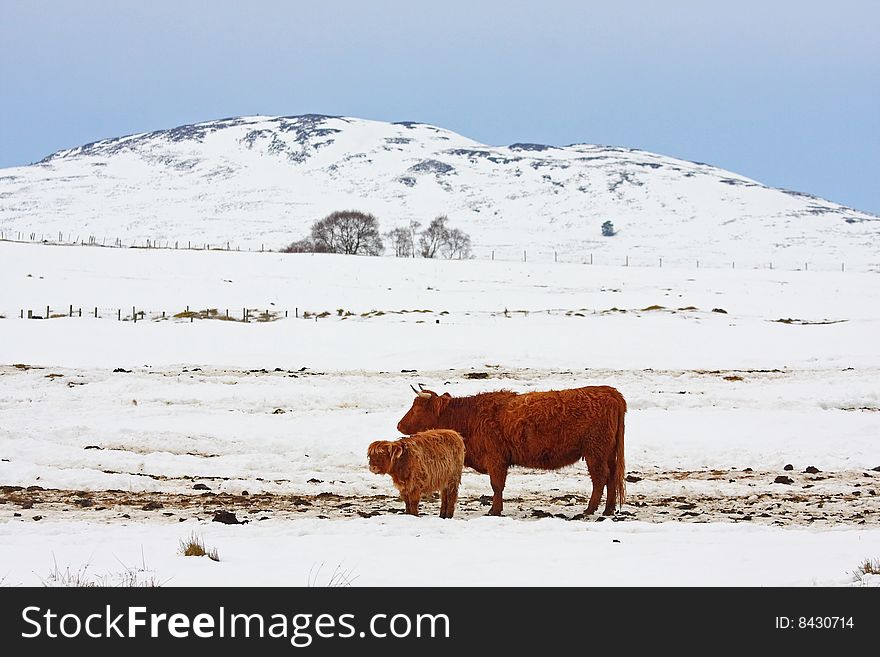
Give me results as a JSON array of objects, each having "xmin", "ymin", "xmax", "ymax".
[
  {"xmin": 367, "ymin": 429, "xmax": 466, "ymax": 518},
  {"xmin": 397, "ymin": 385, "xmax": 626, "ymax": 517}
]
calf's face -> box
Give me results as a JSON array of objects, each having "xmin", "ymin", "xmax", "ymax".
[{"xmin": 367, "ymin": 441, "xmax": 403, "ymax": 474}]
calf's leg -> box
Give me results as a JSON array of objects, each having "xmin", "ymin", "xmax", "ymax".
[
  {"xmin": 441, "ymin": 483, "xmax": 458, "ymax": 519},
  {"xmin": 404, "ymin": 495, "xmax": 420, "ymax": 516}
]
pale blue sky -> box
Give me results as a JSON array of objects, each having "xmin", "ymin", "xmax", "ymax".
[{"xmin": 1, "ymin": 1, "xmax": 877, "ymax": 213}]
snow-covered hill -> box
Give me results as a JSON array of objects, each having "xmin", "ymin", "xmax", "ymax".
[{"xmin": 0, "ymin": 114, "xmax": 877, "ymax": 267}]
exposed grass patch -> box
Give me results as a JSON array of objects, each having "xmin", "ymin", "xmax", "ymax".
[
  {"xmin": 42, "ymin": 553, "xmax": 163, "ymax": 587},
  {"xmin": 641, "ymin": 304, "xmax": 665, "ymax": 311},
  {"xmin": 179, "ymin": 532, "xmax": 220, "ymax": 561},
  {"xmin": 173, "ymin": 308, "xmax": 242, "ymax": 322},
  {"xmin": 853, "ymin": 557, "xmax": 880, "ymax": 583},
  {"xmin": 772, "ymin": 318, "xmax": 848, "ymax": 325}
]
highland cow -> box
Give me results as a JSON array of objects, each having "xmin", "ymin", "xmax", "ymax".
[
  {"xmin": 367, "ymin": 429, "xmax": 466, "ymax": 518},
  {"xmin": 397, "ymin": 385, "xmax": 626, "ymax": 517}
]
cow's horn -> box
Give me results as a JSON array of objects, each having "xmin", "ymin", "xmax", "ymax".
[
  {"xmin": 410, "ymin": 383, "xmax": 431, "ymax": 398},
  {"xmin": 418, "ymin": 383, "xmax": 426, "ymax": 390}
]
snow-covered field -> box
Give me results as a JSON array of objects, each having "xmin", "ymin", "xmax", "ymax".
[{"xmin": 1, "ymin": 241, "xmax": 878, "ymax": 586}]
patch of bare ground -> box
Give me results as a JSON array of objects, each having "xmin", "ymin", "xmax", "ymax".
[{"xmin": 2, "ymin": 467, "xmax": 876, "ymax": 526}]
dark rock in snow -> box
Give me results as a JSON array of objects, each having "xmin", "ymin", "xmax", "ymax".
[{"xmin": 212, "ymin": 510, "xmax": 240, "ymax": 525}]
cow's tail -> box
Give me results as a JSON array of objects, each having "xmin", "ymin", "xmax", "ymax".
[{"xmin": 611, "ymin": 398, "xmax": 626, "ymax": 509}]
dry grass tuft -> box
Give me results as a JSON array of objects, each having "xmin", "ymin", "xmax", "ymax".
[
  {"xmin": 853, "ymin": 557, "xmax": 880, "ymax": 583},
  {"xmin": 179, "ymin": 533, "xmax": 220, "ymax": 561},
  {"xmin": 308, "ymin": 562, "xmax": 358, "ymax": 587}
]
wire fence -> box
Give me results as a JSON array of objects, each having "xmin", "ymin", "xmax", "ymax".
[
  {"xmin": 0, "ymin": 232, "xmax": 874, "ymax": 273},
  {"xmin": 9, "ymin": 306, "xmax": 294, "ymax": 323},
  {"xmin": 0, "ymin": 231, "xmax": 269, "ymax": 253}
]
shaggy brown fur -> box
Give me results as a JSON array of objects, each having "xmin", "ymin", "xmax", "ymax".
[
  {"xmin": 367, "ymin": 429, "xmax": 466, "ymax": 518},
  {"xmin": 397, "ymin": 386, "xmax": 626, "ymax": 516}
]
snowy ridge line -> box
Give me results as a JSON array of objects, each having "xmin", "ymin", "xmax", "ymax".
[
  {"xmin": 0, "ymin": 236, "xmax": 871, "ymax": 273},
  {"xmin": 2, "ymin": 114, "xmax": 878, "ymax": 273}
]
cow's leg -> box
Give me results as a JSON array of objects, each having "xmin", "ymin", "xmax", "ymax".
[
  {"xmin": 439, "ymin": 489, "xmax": 449, "ymax": 518},
  {"xmin": 603, "ymin": 451, "xmax": 620, "ymax": 516},
  {"xmin": 584, "ymin": 457, "xmax": 609, "ymax": 515},
  {"xmin": 488, "ymin": 466, "xmax": 508, "ymax": 516}
]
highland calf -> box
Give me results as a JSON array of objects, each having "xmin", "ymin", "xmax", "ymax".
[{"xmin": 367, "ymin": 429, "xmax": 466, "ymax": 518}]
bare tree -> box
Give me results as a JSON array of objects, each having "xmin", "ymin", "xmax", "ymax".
[
  {"xmin": 407, "ymin": 220, "xmax": 421, "ymax": 258},
  {"xmin": 385, "ymin": 226, "xmax": 413, "ymax": 258},
  {"xmin": 418, "ymin": 215, "xmax": 449, "ymax": 258},
  {"xmin": 441, "ymin": 227, "xmax": 472, "ymax": 259},
  {"xmin": 280, "ymin": 238, "xmax": 330, "ymax": 253},
  {"xmin": 311, "ymin": 210, "xmax": 384, "ymax": 255},
  {"xmin": 386, "ymin": 219, "xmax": 424, "ymax": 257}
]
